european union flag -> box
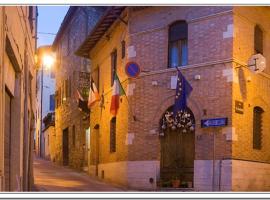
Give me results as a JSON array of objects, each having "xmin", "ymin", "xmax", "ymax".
[{"xmin": 173, "ymin": 69, "xmax": 193, "ymax": 116}]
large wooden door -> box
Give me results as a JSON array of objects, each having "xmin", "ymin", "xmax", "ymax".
[
  {"xmin": 160, "ymin": 109, "xmax": 195, "ymax": 185},
  {"xmin": 4, "ymin": 90, "xmax": 11, "ymax": 191},
  {"xmin": 62, "ymin": 128, "xmax": 69, "ymax": 166}
]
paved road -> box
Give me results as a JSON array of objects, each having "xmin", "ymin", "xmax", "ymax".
[{"xmin": 33, "ymin": 158, "xmax": 125, "ymax": 191}]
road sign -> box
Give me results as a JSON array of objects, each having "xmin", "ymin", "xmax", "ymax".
[
  {"xmin": 201, "ymin": 118, "xmax": 228, "ymax": 128},
  {"xmin": 125, "ymin": 62, "xmax": 140, "ymax": 78}
]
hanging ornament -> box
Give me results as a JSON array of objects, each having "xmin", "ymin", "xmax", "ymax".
[{"xmin": 161, "ymin": 109, "xmax": 195, "ymax": 133}]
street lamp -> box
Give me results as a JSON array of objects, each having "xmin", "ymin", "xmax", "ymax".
[{"xmin": 36, "ymin": 46, "xmax": 55, "ymax": 158}]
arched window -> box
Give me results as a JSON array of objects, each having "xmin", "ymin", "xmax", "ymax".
[
  {"xmin": 254, "ymin": 25, "xmax": 263, "ymax": 54},
  {"xmin": 168, "ymin": 21, "xmax": 188, "ymax": 68},
  {"xmin": 253, "ymin": 106, "xmax": 264, "ymax": 150},
  {"xmin": 110, "ymin": 117, "xmax": 116, "ymax": 152}
]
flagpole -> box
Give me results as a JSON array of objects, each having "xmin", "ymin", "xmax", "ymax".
[{"xmin": 117, "ymin": 74, "xmax": 137, "ymax": 121}]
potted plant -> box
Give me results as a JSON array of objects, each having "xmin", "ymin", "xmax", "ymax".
[{"xmin": 171, "ymin": 176, "xmax": 180, "ymax": 188}]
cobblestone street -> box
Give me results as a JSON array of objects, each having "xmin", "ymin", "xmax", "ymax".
[{"xmin": 33, "ymin": 158, "xmax": 125, "ymax": 191}]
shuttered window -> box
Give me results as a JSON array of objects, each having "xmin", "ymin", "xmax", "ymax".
[
  {"xmin": 110, "ymin": 117, "xmax": 116, "ymax": 153},
  {"xmin": 111, "ymin": 49, "xmax": 117, "ymax": 86},
  {"xmin": 253, "ymin": 106, "xmax": 264, "ymax": 150},
  {"xmin": 49, "ymin": 94, "xmax": 55, "ymax": 111},
  {"xmin": 254, "ymin": 25, "xmax": 263, "ymax": 54},
  {"xmin": 168, "ymin": 21, "xmax": 188, "ymax": 68},
  {"xmin": 72, "ymin": 125, "xmax": 76, "ymax": 147},
  {"xmin": 121, "ymin": 40, "xmax": 125, "ymax": 59}
]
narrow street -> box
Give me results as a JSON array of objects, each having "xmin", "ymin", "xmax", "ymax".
[{"xmin": 33, "ymin": 158, "xmax": 124, "ymax": 191}]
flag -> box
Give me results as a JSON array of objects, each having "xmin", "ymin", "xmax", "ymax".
[
  {"xmin": 173, "ymin": 69, "xmax": 193, "ymax": 116},
  {"xmin": 75, "ymin": 89, "xmax": 89, "ymax": 113},
  {"xmin": 110, "ymin": 73, "xmax": 126, "ymax": 116},
  {"xmin": 88, "ymin": 78, "xmax": 100, "ymax": 108},
  {"xmin": 75, "ymin": 89, "xmax": 84, "ymax": 103}
]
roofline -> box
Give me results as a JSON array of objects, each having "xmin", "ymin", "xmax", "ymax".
[
  {"xmin": 75, "ymin": 6, "xmax": 126, "ymax": 58},
  {"xmin": 52, "ymin": 6, "xmax": 78, "ymax": 49}
]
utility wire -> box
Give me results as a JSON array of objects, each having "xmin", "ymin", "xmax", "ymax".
[{"xmin": 38, "ymin": 32, "xmax": 57, "ymax": 35}]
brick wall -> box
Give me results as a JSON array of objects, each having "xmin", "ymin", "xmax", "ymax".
[{"xmin": 232, "ymin": 7, "xmax": 270, "ymax": 163}]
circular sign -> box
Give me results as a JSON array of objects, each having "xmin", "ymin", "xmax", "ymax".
[{"xmin": 125, "ymin": 62, "xmax": 141, "ymax": 78}]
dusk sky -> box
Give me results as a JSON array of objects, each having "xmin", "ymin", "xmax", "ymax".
[{"xmin": 37, "ymin": 6, "xmax": 69, "ymax": 47}]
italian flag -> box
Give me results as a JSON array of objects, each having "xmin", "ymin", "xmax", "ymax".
[{"xmin": 110, "ymin": 73, "xmax": 125, "ymax": 116}]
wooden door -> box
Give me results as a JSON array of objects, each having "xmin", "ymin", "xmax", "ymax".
[
  {"xmin": 4, "ymin": 90, "xmax": 11, "ymax": 191},
  {"xmin": 160, "ymin": 109, "xmax": 195, "ymax": 185},
  {"xmin": 62, "ymin": 128, "xmax": 69, "ymax": 166}
]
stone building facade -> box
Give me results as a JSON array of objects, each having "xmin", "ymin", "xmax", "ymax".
[
  {"xmin": 0, "ymin": 6, "xmax": 37, "ymax": 191},
  {"xmin": 76, "ymin": 6, "xmax": 270, "ymax": 191},
  {"xmin": 52, "ymin": 6, "xmax": 106, "ymax": 170}
]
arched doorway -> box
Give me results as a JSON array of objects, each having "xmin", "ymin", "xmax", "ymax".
[{"xmin": 160, "ymin": 106, "xmax": 195, "ymax": 187}]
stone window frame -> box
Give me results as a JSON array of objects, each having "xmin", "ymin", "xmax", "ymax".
[{"xmin": 253, "ymin": 106, "xmax": 264, "ymax": 150}]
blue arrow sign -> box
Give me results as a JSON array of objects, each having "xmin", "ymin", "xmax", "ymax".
[{"xmin": 201, "ymin": 118, "xmax": 228, "ymax": 128}]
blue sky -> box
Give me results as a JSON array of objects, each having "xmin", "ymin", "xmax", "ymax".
[{"xmin": 37, "ymin": 6, "xmax": 69, "ymax": 47}]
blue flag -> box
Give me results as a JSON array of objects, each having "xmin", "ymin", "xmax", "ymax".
[{"xmin": 173, "ymin": 69, "xmax": 193, "ymax": 116}]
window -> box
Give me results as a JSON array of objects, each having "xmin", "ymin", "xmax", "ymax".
[
  {"xmin": 55, "ymin": 89, "xmax": 60, "ymax": 108},
  {"xmin": 49, "ymin": 94, "xmax": 55, "ymax": 111},
  {"xmin": 168, "ymin": 21, "xmax": 188, "ymax": 68},
  {"xmin": 121, "ymin": 40, "xmax": 125, "ymax": 59},
  {"xmin": 254, "ymin": 25, "xmax": 263, "ymax": 54},
  {"xmin": 253, "ymin": 106, "xmax": 264, "ymax": 150},
  {"xmin": 111, "ymin": 49, "xmax": 117, "ymax": 86},
  {"xmin": 63, "ymin": 77, "xmax": 71, "ymax": 102},
  {"xmin": 72, "ymin": 125, "xmax": 75, "ymax": 147},
  {"xmin": 110, "ymin": 117, "xmax": 116, "ymax": 152}
]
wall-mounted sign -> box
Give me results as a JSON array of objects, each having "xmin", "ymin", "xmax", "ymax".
[
  {"xmin": 201, "ymin": 118, "xmax": 228, "ymax": 128},
  {"xmin": 235, "ymin": 100, "xmax": 244, "ymax": 114},
  {"xmin": 125, "ymin": 62, "xmax": 140, "ymax": 78},
  {"xmin": 78, "ymin": 71, "xmax": 90, "ymax": 99}
]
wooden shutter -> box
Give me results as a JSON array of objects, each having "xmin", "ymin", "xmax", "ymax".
[
  {"xmin": 121, "ymin": 40, "xmax": 125, "ymax": 59},
  {"xmin": 111, "ymin": 50, "xmax": 117, "ymax": 86},
  {"xmin": 255, "ymin": 25, "xmax": 263, "ymax": 54},
  {"xmin": 110, "ymin": 117, "xmax": 116, "ymax": 152},
  {"xmin": 253, "ymin": 106, "xmax": 264, "ymax": 149}
]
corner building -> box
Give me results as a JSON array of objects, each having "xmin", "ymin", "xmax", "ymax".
[{"xmin": 76, "ymin": 6, "xmax": 270, "ymax": 191}]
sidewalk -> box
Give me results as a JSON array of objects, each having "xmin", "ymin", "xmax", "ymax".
[{"xmin": 33, "ymin": 157, "xmax": 125, "ymax": 192}]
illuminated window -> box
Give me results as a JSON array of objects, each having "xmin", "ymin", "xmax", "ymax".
[{"xmin": 168, "ymin": 21, "xmax": 188, "ymax": 68}]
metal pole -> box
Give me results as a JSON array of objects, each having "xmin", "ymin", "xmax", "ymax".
[
  {"xmin": 40, "ymin": 65, "xmax": 43, "ymax": 158},
  {"xmin": 212, "ymin": 132, "xmax": 216, "ymax": 191}
]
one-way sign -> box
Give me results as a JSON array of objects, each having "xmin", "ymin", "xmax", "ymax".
[{"xmin": 201, "ymin": 118, "xmax": 228, "ymax": 128}]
